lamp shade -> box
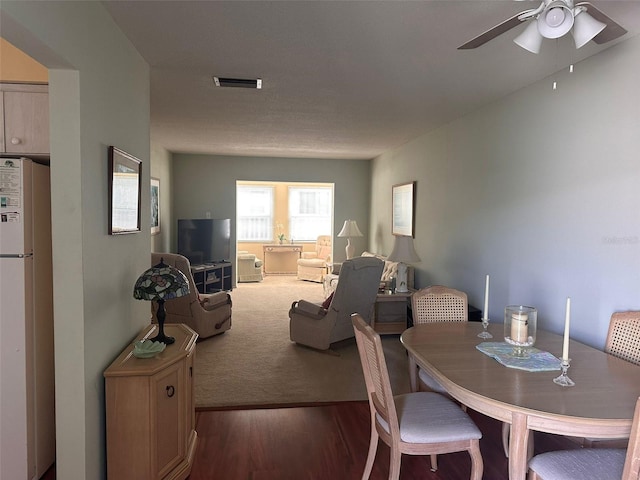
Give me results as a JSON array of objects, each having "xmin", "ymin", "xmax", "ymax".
[
  {"xmin": 572, "ymin": 10, "xmax": 606, "ymax": 48},
  {"xmin": 337, "ymin": 220, "xmax": 363, "ymax": 238},
  {"xmin": 387, "ymin": 235, "xmax": 421, "ymax": 264},
  {"xmin": 133, "ymin": 260, "xmax": 190, "ymax": 301},
  {"xmin": 537, "ymin": 2, "xmax": 574, "ymax": 39},
  {"xmin": 514, "ymin": 20, "xmax": 544, "ymax": 54},
  {"xmin": 134, "ymin": 258, "xmax": 190, "ymax": 344}
]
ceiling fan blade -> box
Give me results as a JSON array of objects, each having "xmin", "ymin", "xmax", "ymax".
[
  {"xmin": 577, "ymin": 2, "xmax": 628, "ymax": 44},
  {"xmin": 458, "ymin": 11, "xmax": 531, "ymax": 50}
]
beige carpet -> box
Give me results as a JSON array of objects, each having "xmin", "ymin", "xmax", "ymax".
[{"xmin": 194, "ymin": 275, "xmax": 410, "ymax": 409}]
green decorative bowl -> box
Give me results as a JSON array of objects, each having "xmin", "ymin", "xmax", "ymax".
[{"xmin": 133, "ymin": 339, "xmax": 166, "ymax": 358}]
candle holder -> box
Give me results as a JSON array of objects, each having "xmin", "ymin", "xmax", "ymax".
[
  {"xmin": 553, "ymin": 359, "xmax": 575, "ymax": 387},
  {"xmin": 477, "ymin": 317, "xmax": 493, "ymax": 339},
  {"xmin": 504, "ymin": 305, "xmax": 537, "ymax": 358}
]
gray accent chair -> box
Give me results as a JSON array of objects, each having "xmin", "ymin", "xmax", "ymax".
[
  {"xmin": 151, "ymin": 253, "xmax": 232, "ymax": 338},
  {"xmin": 289, "ymin": 256, "xmax": 384, "ymax": 350}
]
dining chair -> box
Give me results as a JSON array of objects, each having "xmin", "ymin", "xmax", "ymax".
[
  {"xmin": 409, "ymin": 285, "xmax": 468, "ymax": 393},
  {"xmin": 351, "ymin": 314, "xmax": 483, "ymax": 480},
  {"xmin": 606, "ymin": 311, "xmax": 640, "ymax": 366},
  {"xmin": 577, "ymin": 311, "xmax": 640, "ymax": 449},
  {"xmin": 528, "ymin": 396, "xmax": 640, "ymax": 480}
]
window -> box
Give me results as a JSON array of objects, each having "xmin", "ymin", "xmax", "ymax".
[
  {"xmin": 237, "ymin": 186, "xmax": 273, "ymax": 241},
  {"xmin": 289, "ymin": 186, "xmax": 333, "ymax": 241}
]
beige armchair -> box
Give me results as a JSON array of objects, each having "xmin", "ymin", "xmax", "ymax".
[
  {"xmin": 289, "ymin": 256, "xmax": 384, "ymax": 350},
  {"xmin": 151, "ymin": 253, "xmax": 232, "ymax": 338},
  {"xmin": 297, "ymin": 235, "xmax": 332, "ymax": 282},
  {"xmin": 237, "ymin": 251, "xmax": 264, "ymax": 282}
]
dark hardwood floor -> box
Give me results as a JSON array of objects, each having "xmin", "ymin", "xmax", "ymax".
[
  {"xmin": 189, "ymin": 401, "xmax": 580, "ymax": 480},
  {"xmin": 42, "ymin": 401, "xmax": 579, "ymax": 479}
]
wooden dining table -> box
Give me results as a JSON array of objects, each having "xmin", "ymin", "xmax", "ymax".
[{"xmin": 400, "ymin": 322, "xmax": 640, "ymax": 480}]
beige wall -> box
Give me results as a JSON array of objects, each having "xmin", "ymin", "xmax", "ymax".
[
  {"xmin": 0, "ymin": 37, "xmax": 48, "ymax": 82},
  {"xmin": 236, "ymin": 180, "xmax": 332, "ymax": 260}
]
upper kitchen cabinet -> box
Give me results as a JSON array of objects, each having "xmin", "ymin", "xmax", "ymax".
[{"xmin": 1, "ymin": 83, "xmax": 49, "ymax": 156}]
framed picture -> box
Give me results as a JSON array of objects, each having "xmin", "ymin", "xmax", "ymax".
[
  {"xmin": 150, "ymin": 177, "xmax": 160, "ymax": 235},
  {"xmin": 392, "ymin": 181, "xmax": 415, "ymax": 237},
  {"xmin": 108, "ymin": 146, "xmax": 142, "ymax": 235}
]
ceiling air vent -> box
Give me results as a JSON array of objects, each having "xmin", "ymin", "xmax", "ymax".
[{"xmin": 213, "ymin": 77, "xmax": 262, "ymax": 89}]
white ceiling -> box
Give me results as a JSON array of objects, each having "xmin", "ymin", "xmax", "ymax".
[{"xmin": 102, "ymin": 1, "xmax": 640, "ymax": 160}]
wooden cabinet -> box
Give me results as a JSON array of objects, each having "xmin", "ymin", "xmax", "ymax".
[
  {"xmin": 104, "ymin": 324, "xmax": 198, "ymax": 480},
  {"xmin": 0, "ymin": 83, "xmax": 49, "ymax": 155},
  {"xmin": 191, "ymin": 262, "xmax": 232, "ymax": 293}
]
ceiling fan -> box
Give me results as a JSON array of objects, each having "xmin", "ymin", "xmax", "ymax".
[{"xmin": 458, "ymin": 0, "xmax": 627, "ymax": 54}]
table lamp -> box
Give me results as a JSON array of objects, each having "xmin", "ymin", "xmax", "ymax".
[
  {"xmin": 386, "ymin": 235, "xmax": 420, "ymax": 293},
  {"xmin": 337, "ymin": 219, "xmax": 363, "ymax": 259},
  {"xmin": 133, "ymin": 258, "xmax": 190, "ymax": 345}
]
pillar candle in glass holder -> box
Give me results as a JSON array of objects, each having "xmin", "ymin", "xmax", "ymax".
[{"xmin": 511, "ymin": 311, "xmax": 529, "ymax": 343}]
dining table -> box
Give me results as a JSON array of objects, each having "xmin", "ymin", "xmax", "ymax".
[{"xmin": 400, "ymin": 321, "xmax": 640, "ymax": 480}]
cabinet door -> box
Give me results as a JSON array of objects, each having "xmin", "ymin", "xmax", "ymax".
[
  {"xmin": 153, "ymin": 361, "xmax": 186, "ymax": 479},
  {"xmin": 3, "ymin": 91, "xmax": 50, "ymax": 154}
]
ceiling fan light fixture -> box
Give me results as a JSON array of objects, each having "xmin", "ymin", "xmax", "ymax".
[
  {"xmin": 572, "ymin": 10, "xmax": 607, "ymax": 48},
  {"xmin": 537, "ymin": 2, "xmax": 574, "ymax": 39},
  {"xmin": 514, "ymin": 20, "xmax": 544, "ymax": 54}
]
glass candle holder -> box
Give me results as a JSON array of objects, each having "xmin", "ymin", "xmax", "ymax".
[{"xmin": 504, "ymin": 305, "xmax": 537, "ymax": 358}]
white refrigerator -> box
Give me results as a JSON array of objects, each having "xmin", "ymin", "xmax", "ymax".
[{"xmin": 0, "ymin": 157, "xmax": 55, "ymax": 479}]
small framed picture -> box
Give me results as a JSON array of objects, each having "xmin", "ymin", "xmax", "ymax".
[
  {"xmin": 108, "ymin": 146, "xmax": 141, "ymax": 235},
  {"xmin": 392, "ymin": 181, "xmax": 415, "ymax": 237},
  {"xmin": 150, "ymin": 177, "xmax": 160, "ymax": 235}
]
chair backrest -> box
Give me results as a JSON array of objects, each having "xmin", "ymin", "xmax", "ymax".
[
  {"xmin": 151, "ymin": 252, "xmax": 198, "ymax": 316},
  {"xmin": 315, "ymin": 235, "xmax": 332, "ymax": 261},
  {"xmin": 623, "ymin": 396, "xmax": 640, "ymax": 480},
  {"xmin": 327, "ymin": 256, "xmax": 384, "ymax": 343},
  {"xmin": 606, "ymin": 311, "xmax": 640, "ymax": 366},
  {"xmin": 411, "ymin": 285, "xmax": 468, "ymax": 324},
  {"xmin": 352, "ymin": 314, "xmax": 399, "ymax": 439}
]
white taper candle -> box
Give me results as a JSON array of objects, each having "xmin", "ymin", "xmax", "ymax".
[
  {"xmin": 562, "ymin": 297, "xmax": 571, "ymax": 361},
  {"xmin": 483, "ymin": 275, "xmax": 489, "ymax": 320}
]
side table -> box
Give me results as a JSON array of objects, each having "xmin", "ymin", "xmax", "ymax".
[{"xmin": 371, "ymin": 290, "xmax": 413, "ymax": 335}]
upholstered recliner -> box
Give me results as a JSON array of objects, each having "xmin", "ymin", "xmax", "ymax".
[
  {"xmin": 237, "ymin": 251, "xmax": 264, "ymax": 282},
  {"xmin": 297, "ymin": 235, "xmax": 332, "ymax": 283},
  {"xmin": 151, "ymin": 253, "xmax": 232, "ymax": 338},
  {"xmin": 289, "ymin": 256, "xmax": 384, "ymax": 350}
]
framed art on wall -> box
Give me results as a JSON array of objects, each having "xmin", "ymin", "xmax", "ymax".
[
  {"xmin": 108, "ymin": 146, "xmax": 142, "ymax": 235},
  {"xmin": 150, "ymin": 177, "xmax": 160, "ymax": 235},
  {"xmin": 392, "ymin": 181, "xmax": 415, "ymax": 237}
]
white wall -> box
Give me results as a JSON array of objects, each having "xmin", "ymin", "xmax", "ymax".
[
  {"xmin": 372, "ymin": 36, "xmax": 640, "ymax": 350},
  {"xmin": 1, "ymin": 2, "xmax": 150, "ymax": 479}
]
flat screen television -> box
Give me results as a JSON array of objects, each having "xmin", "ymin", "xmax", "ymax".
[{"xmin": 177, "ymin": 218, "xmax": 231, "ymax": 265}]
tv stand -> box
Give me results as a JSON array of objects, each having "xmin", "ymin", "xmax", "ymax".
[{"xmin": 190, "ymin": 262, "xmax": 232, "ymax": 293}]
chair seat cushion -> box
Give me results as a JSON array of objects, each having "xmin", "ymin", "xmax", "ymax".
[
  {"xmin": 297, "ymin": 258, "xmax": 327, "ymax": 268},
  {"xmin": 528, "ymin": 448, "xmax": 626, "ymax": 480},
  {"xmin": 376, "ymin": 392, "xmax": 481, "ymax": 444}
]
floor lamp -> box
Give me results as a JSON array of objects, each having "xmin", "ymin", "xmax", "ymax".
[
  {"xmin": 337, "ymin": 219, "xmax": 363, "ymax": 259},
  {"xmin": 387, "ymin": 235, "xmax": 420, "ymax": 293}
]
